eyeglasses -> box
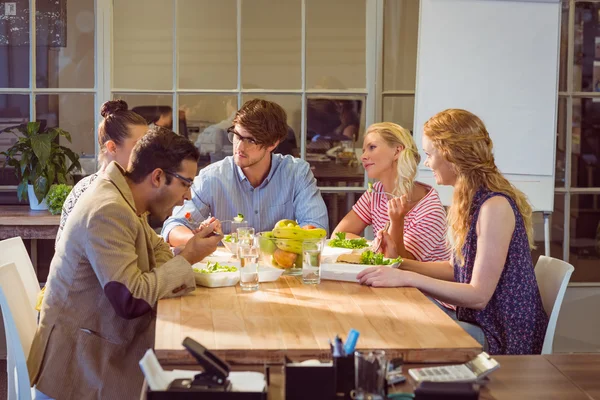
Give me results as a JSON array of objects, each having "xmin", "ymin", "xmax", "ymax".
[
  {"xmin": 227, "ymin": 127, "xmax": 259, "ymax": 147},
  {"xmin": 164, "ymin": 170, "xmax": 193, "ymax": 187}
]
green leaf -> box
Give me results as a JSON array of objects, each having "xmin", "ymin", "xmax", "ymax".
[
  {"xmin": 31, "ymin": 133, "xmax": 52, "ymax": 167},
  {"xmin": 54, "ymin": 127, "xmax": 72, "ymax": 143},
  {"xmin": 46, "ymin": 163, "xmax": 56, "ymax": 185},
  {"xmin": 56, "ymin": 173, "xmax": 67, "ymax": 184},
  {"xmin": 17, "ymin": 181, "xmax": 28, "ymax": 202},
  {"xmin": 26, "ymin": 122, "xmax": 41, "ymax": 137},
  {"xmin": 33, "ymin": 175, "xmax": 49, "ymax": 203}
]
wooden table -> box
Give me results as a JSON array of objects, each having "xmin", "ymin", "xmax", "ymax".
[
  {"xmin": 544, "ymin": 354, "xmax": 600, "ymax": 399},
  {"xmin": 155, "ymin": 276, "xmax": 481, "ymax": 366},
  {"xmin": 0, "ymin": 205, "xmax": 60, "ymax": 273}
]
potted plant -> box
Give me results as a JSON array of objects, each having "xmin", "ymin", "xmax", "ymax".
[{"xmin": 0, "ymin": 122, "xmax": 81, "ymax": 210}]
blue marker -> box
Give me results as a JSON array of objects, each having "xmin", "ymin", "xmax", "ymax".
[{"xmin": 343, "ymin": 329, "xmax": 360, "ymax": 356}]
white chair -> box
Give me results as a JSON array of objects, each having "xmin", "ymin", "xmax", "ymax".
[
  {"xmin": 534, "ymin": 255, "xmax": 574, "ymax": 355},
  {"xmin": 0, "ymin": 262, "xmax": 37, "ymax": 400},
  {"xmin": 0, "ymin": 237, "xmax": 41, "ymax": 313}
]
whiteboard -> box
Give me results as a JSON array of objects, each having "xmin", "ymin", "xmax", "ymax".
[{"xmin": 413, "ymin": 0, "xmax": 561, "ymax": 212}]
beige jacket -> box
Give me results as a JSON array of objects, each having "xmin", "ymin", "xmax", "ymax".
[{"xmin": 28, "ymin": 162, "xmax": 196, "ymax": 400}]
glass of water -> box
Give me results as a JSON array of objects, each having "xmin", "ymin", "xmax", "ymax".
[
  {"xmin": 354, "ymin": 350, "xmax": 387, "ymax": 400},
  {"xmin": 302, "ymin": 238, "xmax": 324, "ymax": 284},
  {"xmin": 237, "ymin": 234, "xmax": 259, "ymax": 291}
]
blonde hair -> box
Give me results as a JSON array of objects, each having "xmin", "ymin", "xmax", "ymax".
[
  {"xmin": 366, "ymin": 122, "xmax": 421, "ymax": 199},
  {"xmin": 423, "ymin": 109, "xmax": 534, "ymax": 265}
]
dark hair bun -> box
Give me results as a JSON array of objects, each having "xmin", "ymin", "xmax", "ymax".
[{"xmin": 100, "ymin": 100, "xmax": 129, "ymax": 118}]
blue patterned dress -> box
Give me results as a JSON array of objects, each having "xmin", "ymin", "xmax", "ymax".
[{"xmin": 455, "ymin": 188, "xmax": 548, "ymax": 355}]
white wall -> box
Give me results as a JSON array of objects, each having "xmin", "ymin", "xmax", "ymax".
[{"xmin": 554, "ymin": 287, "xmax": 600, "ymax": 352}]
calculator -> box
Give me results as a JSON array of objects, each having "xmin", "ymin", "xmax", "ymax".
[{"xmin": 408, "ymin": 352, "xmax": 499, "ymax": 383}]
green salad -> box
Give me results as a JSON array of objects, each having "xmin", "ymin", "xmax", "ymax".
[
  {"xmin": 233, "ymin": 213, "xmax": 244, "ymax": 223},
  {"xmin": 193, "ymin": 261, "xmax": 238, "ymax": 274},
  {"xmin": 223, "ymin": 234, "xmax": 237, "ymax": 243},
  {"xmin": 360, "ymin": 250, "xmax": 403, "ymax": 266},
  {"xmin": 328, "ymin": 232, "xmax": 369, "ymax": 249}
]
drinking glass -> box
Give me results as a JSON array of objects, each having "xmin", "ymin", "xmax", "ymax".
[
  {"xmin": 237, "ymin": 235, "xmax": 259, "ymax": 291},
  {"xmin": 354, "ymin": 350, "xmax": 387, "ymax": 400},
  {"xmin": 236, "ymin": 226, "xmax": 255, "ymax": 241},
  {"xmin": 302, "ymin": 238, "xmax": 324, "ymax": 284}
]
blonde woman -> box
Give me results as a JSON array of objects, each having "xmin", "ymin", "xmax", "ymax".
[
  {"xmin": 333, "ymin": 122, "xmax": 450, "ymax": 262},
  {"xmin": 358, "ymin": 110, "xmax": 548, "ymax": 355}
]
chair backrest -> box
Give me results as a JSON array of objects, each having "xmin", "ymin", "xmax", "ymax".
[
  {"xmin": 534, "ymin": 255, "xmax": 574, "ymax": 355},
  {"xmin": 0, "ymin": 262, "xmax": 36, "ymax": 400},
  {"xmin": 0, "ymin": 237, "xmax": 40, "ymax": 313}
]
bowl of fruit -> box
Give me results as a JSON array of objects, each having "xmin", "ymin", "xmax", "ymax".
[{"xmin": 257, "ymin": 219, "xmax": 327, "ymax": 276}]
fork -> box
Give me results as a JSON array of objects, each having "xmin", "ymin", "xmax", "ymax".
[
  {"xmin": 371, "ymin": 221, "xmax": 391, "ymax": 253},
  {"xmin": 368, "ymin": 190, "xmax": 399, "ymax": 199}
]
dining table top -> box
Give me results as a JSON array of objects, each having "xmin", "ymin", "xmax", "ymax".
[{"xmin": 155, "ymin": 275, "xmax": 481, "ymax": 366}]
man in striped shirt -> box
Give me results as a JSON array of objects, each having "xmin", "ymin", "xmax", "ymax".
[{"xmin": 163, "ymin": 99, "xmax": 328, "ymax": 246}]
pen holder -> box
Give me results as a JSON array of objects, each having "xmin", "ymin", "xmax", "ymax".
[
  {"xmin": 284, "ymin": 357, "xmax": 335, "ymax": 400},
  {"xmin": 334, "ymin": 354, "xmax": 355, "ymax": 399}
]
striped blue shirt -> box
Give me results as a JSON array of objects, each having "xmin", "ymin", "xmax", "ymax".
[{"xmin": 161, "ymin": 154, "xmax": 329, "ymax": 241}]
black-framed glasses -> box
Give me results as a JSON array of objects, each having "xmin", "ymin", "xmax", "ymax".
[
  {"xmin": 227, "ymin": 127, "xmax": 259, "ymax": 147},
  {"xmin": 164, "ymin": 170, "xmax": 193, "ymax": 187}
]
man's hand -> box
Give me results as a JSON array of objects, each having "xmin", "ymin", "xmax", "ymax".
[
  {"xmin": 192, "ymin": 217, "xmax": 221, "ymax": 235},
  {"xmin": 179, "ymin": 222, "xmax": 222, "ymax": 265}
]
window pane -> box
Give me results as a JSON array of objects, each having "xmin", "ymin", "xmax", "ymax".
[
  {"xmin": 382, "ymin": 96, "xmax": 415, "ymax": 133},
  {"xmin": 383, "ymin": 0, "xmax": 419, "ymax": 91},
  {"xmin": 113, "ymin": 0, "xmax": 173, "ymax": 90},
  {"xmin": 531, "ymin": 207, "xmax": 565, "ymax": 269},
  {"xmin": 558, "ymin": 2, "xmax": 568, "ymax": 92},
  {"xmin": 113, "ymin": 93, "xmax": 173, "ymax": 128},
  {"xmin": 556, "ymin": 97, "xmax": 567, "ymax": 187},
  {"xmin": 242, "ymin": 0, "xmax": 301, "ymax": 89},
  {"xmin": 179, "ymin": 94, "xmax": 237, "ymax": 165},
  {"xmin": 36, "ymin": 0, "xmax": 94, "ymax": 88},
  {"xmin": 0, "ymin": 1, "xmax": 29, "ymax": 88},
  {"xmin": 571, "ymin": 98, "xmax": 600, "ymax": 188},
  {"xmin": 178, "ymin": 0, "xmax": 237, "ymax": 90},
  {"xmin": 0, "ymin": 94, "xmax": 30, "ymax": 162},
  {"xmin": 570, "ymin": 194, "xmax": 600, "ymax": 282},
  {"xmin": 305, "ymin": 96, "xmax": 365, "ymax": 188},
  {"xmin": 241, "ymin": 94, "xmax": 301, "ymax": 156},
  {"xmin": 306, "ymin": 0, "xmax": 366, "ymax": 90},
  {"xmin": 573, "ymin": 2, "xmax": 600, "ymax": 92},
  {"xmin": 35, "ymin": 94, "xmax": 95, "ymax": 156}
]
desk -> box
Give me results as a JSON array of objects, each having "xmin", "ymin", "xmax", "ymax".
[
  {"xmin": 545, "ymin": 354, "xmax": 600, "ymax": 399},
  {"xmin": 0, "ymin": 205, "xmax": 60, "ymax": 273},
  {"xmin": 150, "ymin": 355, "xmax": 600, "ymax": 400},
  {"xmin": 155, "ymin": 277, "xmax": 481, "ymax": 366}
]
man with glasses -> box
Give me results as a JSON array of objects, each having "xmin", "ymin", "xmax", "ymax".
[
  {"xmin": 162, "ymin": 99, "xmax": 328, "ymax": 247},
  {"xmin": 29, "ymin": 127, "xmax": 222, "ymax": 400}
]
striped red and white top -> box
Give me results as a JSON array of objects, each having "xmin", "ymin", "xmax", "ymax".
[
  {"xmin": 353, "ymin": 181, "xmax": 451, "ymax": 262},
  {"xmin": 353, "ymin": 181, "xmax": 455, "ymax": 310}
]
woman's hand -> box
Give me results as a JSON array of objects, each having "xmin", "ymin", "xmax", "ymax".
[
  {"xmin": 357, "ymin": 266, "xmax": 410, "ymax": 287},
  {"xmin": 387, "ymin": 195, "xmax": 416, "ymax": 222},
  {"xmin": 374, "ymin": 230, "xmax": 399, "ymax": 259}
]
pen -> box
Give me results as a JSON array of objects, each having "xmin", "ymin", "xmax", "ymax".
[
  {"xmin": 343, "ymin": 329, "xmax": 360, "ymax": 356},
  {"xmin": 333, "ymin": 335, "xmax": 344, "ymax": 357}
]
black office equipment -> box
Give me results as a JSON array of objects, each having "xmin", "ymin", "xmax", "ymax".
[
  {"xmin": 145, "ymin": 337, "xmax": 267, "ymax": 399},
  {"xmin": 414, "ymin": 381, "xmax": 479, "ymax": 400}
]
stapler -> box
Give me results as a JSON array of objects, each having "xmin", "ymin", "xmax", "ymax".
[{"xmin": 167, "ymin": 337, "xmax": 233, "ymax": 392}]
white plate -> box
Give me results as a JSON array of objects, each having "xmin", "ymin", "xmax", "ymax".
[
  {"xmin": 321, "ymin": 262, "xmax": 391, "ymax": 283},
  {"xmin": 258, "ymin": 265, "xmax": 284, "ymax": 282}
]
